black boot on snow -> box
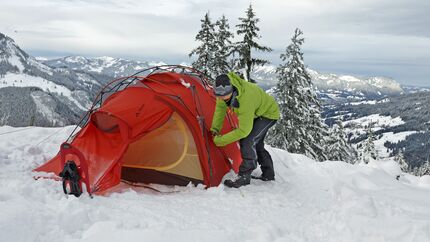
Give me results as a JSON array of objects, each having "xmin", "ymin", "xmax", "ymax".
[
  {"xmin": 251, "ymin": 175, "xmax": 275, "ymax": 181},
  {"xmin": 224, "ymin": 174, "xmax": 251, "ymax": 188}
]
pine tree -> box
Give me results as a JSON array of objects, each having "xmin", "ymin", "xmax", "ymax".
[
  {"xmin": 189, "ymin": 12, "xmax": 217, "ymax": 79},
  {"xmin": 235, "ymin": 4, "xmax": 272, "ymax": 82},
  {"xmin": 212, "ymin": 15, "xmax": 234, "ymax": 78},
  {"xmin": 417, "ymin": 160, "xmax": 430, "ymax": 176},
  {"xmin": 361, "ymin": 124, "xmax": 378, "ymax": 164},
  {"xmin": 394, "ymin": 151, "xmax": 408, "ymax": 172},
  {"xmin": 266, "ymin": 28, "xmax": 328, "ymax": 161},
  {"xmin": 327, "ymin": 119, "xmax": 357, "ymax": 162}
]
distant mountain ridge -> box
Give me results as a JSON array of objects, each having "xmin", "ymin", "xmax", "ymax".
[
  {"xmin": 46, "ymin": 55, "xmax": 405, "ymax": 100},
  {"xmin": 44, "ymin": 56, "xmax": 166, "ymax": 78},
  {"xmin": 250, "ymin": 65, "xmax": 404, "ymax": 100}
]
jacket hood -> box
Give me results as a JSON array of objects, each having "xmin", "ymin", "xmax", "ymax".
[{"xmin": 227, "ymin": 72, "xmax": 246, "ymax": 97}]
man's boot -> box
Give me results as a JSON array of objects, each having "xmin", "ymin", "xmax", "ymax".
[
  {"xmin": 224, "ymin": 173, "xmax": 251, "ymax": 188},
  {"xmin": 251, "ymin": 174, "xmax": 275, "ymax": 181}
]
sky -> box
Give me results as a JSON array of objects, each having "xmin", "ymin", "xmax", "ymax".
[{"xmin": 0, "ymin": 0, "xmax": 429, "ymax": 86}]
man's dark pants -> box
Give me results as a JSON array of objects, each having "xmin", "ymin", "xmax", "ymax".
[{"xmin": 239, "ymin": 117, "xmax": 277, "ymax": 179}]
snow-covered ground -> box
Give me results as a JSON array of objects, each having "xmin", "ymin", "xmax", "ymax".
[
  {"xmin": 1, "ymin": 126, "xmax": 430, "ymax": 242},
  {"xmin": 374, "ymin": 131, "xmax": 418, "ymax": 158},
  {"xmin": 348, "ymin": 98, "xmax": 389, "ymax": 106},
  {"xmin": 344, "ymin": 114, "xmax": 408, "ymax": 143},
  {"xmin": 344, "ymin": 114, "xmax": 405, "ymax": 131}
]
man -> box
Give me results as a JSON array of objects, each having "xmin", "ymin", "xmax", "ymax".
[{"xmin": 211, "ymin": 72, "xmax": 280, "ymax": 188}]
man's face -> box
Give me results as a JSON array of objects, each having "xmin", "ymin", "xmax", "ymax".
[{"xmin": 217, "ymin": 93, "xmax": 233, "ymax": 101}]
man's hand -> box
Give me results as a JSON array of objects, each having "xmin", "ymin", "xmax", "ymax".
[
  {"xmin": 213, "ymin": 135, "xmax": 223, "ymax": 147},
  {"xmin": 211, "ymin": 129, "xmax": 219, "ymax": 137}
]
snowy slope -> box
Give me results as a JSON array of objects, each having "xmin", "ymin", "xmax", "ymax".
[
  {"xmin": 0, "ymin": 33, "xmax": 108, "ymax": 126},
  {"xmin": 342, "ymin": 114, "xmax": 417, "ymax": 157},
  {"xmin": 0, "ymin": 33, "xmax": 92, "ymax": 106},
  {"xmin": 0, "ymin": 126, "xmax": 429, "ymax": 242}
]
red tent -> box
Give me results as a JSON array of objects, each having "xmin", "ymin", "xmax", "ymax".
[{"xmin": 34, "ymin": 66, "xmax": 242, "ymax": 196}]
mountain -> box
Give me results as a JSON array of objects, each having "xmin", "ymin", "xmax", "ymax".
[
  {"xmin": 44, "ymin": 56, "xmax": 166, "ymax": 78},
  {"xmin": 308, "ymin": 69, "xmax": 403, "ymax": 96},
  {"xmin": 44, "ymin": 55, "xmax": 406, "ymax": 101},
  {"xmin": 323, "ymin": 91, "xmax": 430, "ymax": 170},
  {"xmin": 250, "ymin": 65, "xmax": 404, "ymax": 102},
  {"xmin": 0, "ymin": 33, "xmax": 110, "ymax": 126}
]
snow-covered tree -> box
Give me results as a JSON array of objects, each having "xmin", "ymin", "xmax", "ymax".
[
  {"xmin": 189, "ymin": 12, "xmax": 217, "ymax": 79},
  {"xmin": 361, "ymin": 125, "xmax": 378, "ymax": 164},
  {"xmin": 266, "ymin": 28, "xmax": 328, "ymax": 161},
  {"xmin": 212, "ymin": 15, "xmax": 234, "ymax": 78},
  {"xmin": 413, "ymin": 160, "xmax": 430, "ymax": 176},
  {"xmin": 327, "ymin": 119, "xmax": 357, "ymax": 162},
  {"xmin": 394, "ymin": 151, "xmax": 408, "ymax": 172},
  {"xmin": 421, "ymin": 160, "xmax": 430, "ymax": 176},
  {"xmin": 234, "ymin": 4, "xmax": 272, "ymax": 82}
]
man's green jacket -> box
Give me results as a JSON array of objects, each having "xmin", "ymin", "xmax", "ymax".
[{"xmin": 211, "ymin": 72, "xmax": 280, "ymax": 147}]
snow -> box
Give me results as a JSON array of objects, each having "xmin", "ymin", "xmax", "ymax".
[
  {"xmin": 179, "ymin": 78, "xmax": 190, "ymax": 88},
  {"xmin": 349, "ymin": 98, "xmax": 390, "ymax": 106},
  {"xmin": 0, "ymin": 126, "xmax": 430, "ymax": 242},
  {"xmin": 31, "ymin": 92, "xmax": 65, "ymax": 126},
  {"xmin": 65, "ymin": 56, "xmax": 87, "ymax": 64},
  {"xmin": 88, "ymin": 65, "xmax": 104, "ymax": 73},
  {"xmin": 7, "ymin": 54, "xmax": 25, "ymax": 72},
  {"xmin": 95, "ymin": 56, "xmax": 117, "ymax": 68},
  {"xmin": 373, "ymin": 131, "xmax": 418, "ymax": 158},
  {"xmin": 148, "ymin": 61, "xmax": 168, "ymax": 66},
  {"xmin": 253, "ymin": 65, "xmax": 276, "ymax": 73},
  {"xmin": 350, "ymin": 100, "xmax": 378, "ymax": 105},
  {"xmin": 35, "ymin": 57, "xmax": 49, "ymax": 61},
  {"xmin": 344, "ymin": 114, "xmax": 405, "ymax": 130},
  {"xmin": 76, "ymin": 73, "xmax": 99, "ymax": 86},
  {"xmin": 339, "ymin": 75, "xmax": 361, "ymax": 83},
  {"xmin": 28, "ymin": 57, "xmax": 54, "ymax": 75},
  {"xmin": 0, "ymin": 73, "xmax": 88, "ymax": 111}
]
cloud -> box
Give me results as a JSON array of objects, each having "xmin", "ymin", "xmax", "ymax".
[{"xmin": 0, "ymin": 0, "xmax": 429, "ymax": 86}]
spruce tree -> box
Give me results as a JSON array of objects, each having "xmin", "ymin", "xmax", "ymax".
[
  {"xmin": 423, "ymin": 161, "xmax": 430, "ymax": 175},
  {"xmin": 327, "ymin": 119, "xmax": 357, "ymax": 162},
  {"xmin": 189, "ymin": 12, "xmax": 217, "ymax": 80},
  {"xmin": 266, "ymin": 28, "xmax": 328, "ymax": 161},
  {"xmin": 213, "ymin": 15, "xmax": 234, "ymax": 77},
  {"xmin": 394, "ymin": 151, "xmax": 408, "ymax": 172},
  {"xmin": 361, "ymin": 125, "xmax": 378, "ymax": 164},
  {"xmin": 416, "ymin": 160, "xmax": 430, "ymax": 176},
  {"xmin": 235, "ymin": 4, "xmax": 272, "ymax": 82}
]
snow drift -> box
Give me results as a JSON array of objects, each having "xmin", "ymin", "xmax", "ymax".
[{"xmin": 0, "ymin": 126, "xmax": 429, "ymax": 242}]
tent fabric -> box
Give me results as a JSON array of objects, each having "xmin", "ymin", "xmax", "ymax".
[{"xmin": 34, "ymin": 71, "xmax": 242, "ymax": 195}]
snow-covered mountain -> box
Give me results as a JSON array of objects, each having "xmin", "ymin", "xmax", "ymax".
[
  {"xmin": 0, "ymin": 33, "xmax": 110, "ymax": 126},
  {"xmin": 251, "ymin": 65, "xmax": 404, "ymax": 101},
  {"xmin": 44, "ymin": 56, "xmax": 166, "ymax": 78},
  {"xmin": 44, "ymin": 57, "xmax": 405, "ymax": 100},
  {"xmin": 309, "ymin": 69, "xmax": 403, "ymax": 95}
]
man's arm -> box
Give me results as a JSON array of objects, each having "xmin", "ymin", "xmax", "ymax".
[
  {"xmin": 213, "ymin": 109, "xmax": 254, "ymax": 147},
  {"xmin": 211, "ymin": 98, "xmax": 227, "ymax": 134}
]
